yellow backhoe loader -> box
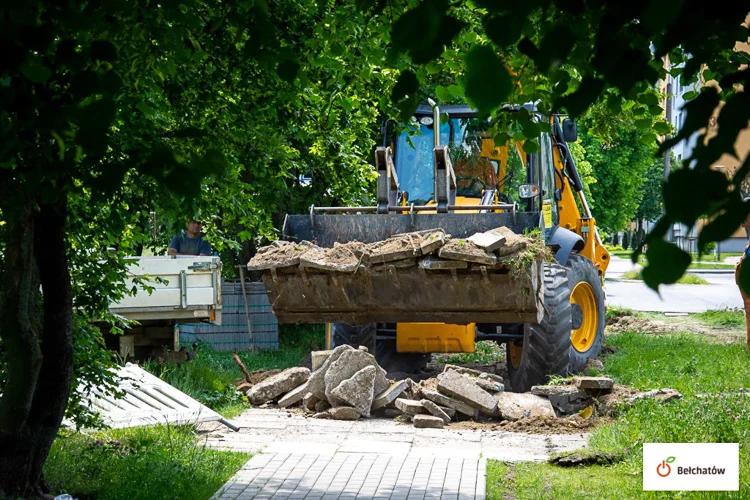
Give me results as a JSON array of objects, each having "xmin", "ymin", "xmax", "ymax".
[{"xmin": 260, "ymin": 101, "xmax": 610, "ymax": 392}]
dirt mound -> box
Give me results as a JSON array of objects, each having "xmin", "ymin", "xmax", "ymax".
[
  {"xmin": 248, "ymin": 241, "xmax": 316, "ymax": 270},
  {"xmin": 450, "ymin": 415, "xmax": 600, "ymax": 434}
]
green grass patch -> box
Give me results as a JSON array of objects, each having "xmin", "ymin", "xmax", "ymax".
[
  {"xmin": 487, "ymin": 332, "xmax": 750, "ymax": 498},
  {"xmin": 143, "ymin": 324, "xmax": 324, "ymax": 417},
  {"xmin": 689, "ymin": 262, "xmax": 735, "ymax": 270},
  {"xmin": 434, "ymin": 340, "xmax": 504, "ymax": 365},
  {"xmin": 693, "ymin": 309, "xmax": 744, "ymax": 329},
  {"xmin": 45, "ymin": 425, "xmax": 249, "ymax": 500},
  {"xmin": 621, "ymin": 269, "xmax": 708, "ymax": 284}
]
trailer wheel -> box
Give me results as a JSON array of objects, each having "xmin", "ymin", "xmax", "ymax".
[
  {"xmin": 329, "ymin": 323, "xmax": 428, "ymax": 374},
  {"xmin": 566, "ymin": 254, "xmax": 605, "ymax": 373},
  {"xmin": 506, "ymin": 262, "xmax": 572, "ymax": 392}
]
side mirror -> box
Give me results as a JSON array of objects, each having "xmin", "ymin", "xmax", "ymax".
[{"xmin": 562, "ymin": 118, "xmax": 578, "ymax": 143}]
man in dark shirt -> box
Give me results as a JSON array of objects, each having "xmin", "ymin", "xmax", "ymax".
[{"xmin": 168, "ymin": 220, "xmax": 212, "ymax": 256}]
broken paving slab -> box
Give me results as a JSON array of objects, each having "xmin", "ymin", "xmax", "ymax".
[
  {"xmin": 277, "ymin": 381, "xmax": 309, "ymax": 408},
  {"xmin": 367, "ymin": 233, "xmax": 422, "ymax": 264},
  {"xmin": 413, "ymin": 414, "xmax": 445, "ymax": 429},
  {"xmin": 437, "ymin": 371, "xmax": 497, "ymax": 415},
  {"xmin": 574, "ymin": 376, "xmax": 614, "ymax": 392},
  {"xmin": 371, "ymin": 379, "xmax": 408, "ymax": 410},
  {"xmin": 311, "ymin": 350, "xmax": 333, "ymax": 371},
  {"xmin": 420, "ymin": 399, "xmax": 451, "ymax": 424},
  {"xmin": 495, "ymin": 392, "xmax": 556, "ymax": 421},
  {"xmin": 438, "ymin": 238, "xmax": 497, "ymax": 265},
  {"xmin": 330, "ymin": 366, "xmax": 376, "ymax": 418},
  {"xmin": 324, "ymin": 349, "xmax": 389, "ymax": 404},
  {"xmin": 247, "ymin": 241, "xmax": 315, "ymax": 270},
  {"xmin": 303, "ymin": 392, "xmax": 320, "ymax": 412},
  {"xmin": 299, "ymin": 245, "xmax": 360, "ymax": 273},
  {"xmin": 488, "ymin": 226, "xmax": 528, "ymax": 256},
  {"xmin": 420, "ymin": 388, "xmax": 478, "ymax": 418},
  {"xmin": 625, "ymin": 388, "xmax": 682, "ymax": 404},
  {"xmin": 418, "ymin": 230, "xmax": 447, "ymax": 255},
  {"xmin": 307, "ymin": 345, "xmax": 355, "ymax": 400},
  {"xmin": 394, "ymin": 398, "xmax": 427, "ymax": 416},
  {"xmin": 467, "ymin": 231, "xmax": 506, "ymax": 253},
  {"xmin": 443, "ymin": 365, "xmax": 504, "ymax": 384},
  {"xmin": 246, "ymin": 367, "xmax": 310, "ymax": 405},
  {"xmin": 474, "ymin": 377, "xmax": 505, "ymax": 393}
]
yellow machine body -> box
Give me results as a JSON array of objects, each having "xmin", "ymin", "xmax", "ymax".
[{"xmin": 396, "ymin": 323, "xmax": 476, "ymax": 353}]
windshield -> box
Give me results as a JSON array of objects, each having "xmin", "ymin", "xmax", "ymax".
[{"xmin": 394, "ymin": 117, "xmax": 526, "ymax": 204}]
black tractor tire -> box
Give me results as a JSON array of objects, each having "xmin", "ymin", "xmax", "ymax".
[
  {"xmin": 330, "ymin": 323, "xmax": 429, "ymax": 374},
  {"xmin": 330, "ymin": 322, "xmax": 377, "ymax": 353},
  {"xmin": 566, "ymin": 254, "xmax": 606, "ymax": 373},
  {"xmin": 506, "ymin": 262, "xmax": 572, "ymax": 392}
]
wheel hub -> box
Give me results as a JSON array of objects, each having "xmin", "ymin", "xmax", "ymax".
[
  {"xmin": 570, "ymin": 281, "xmax": 598, "ymax": 353},
  {"xmin": 571, "ymin": 303, "xmax": 583, "ymax": 330}
]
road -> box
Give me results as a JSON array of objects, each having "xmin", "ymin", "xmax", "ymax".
[{"xmin": 604, "ymin": 256, "xmax": 743, "ymax": 313}]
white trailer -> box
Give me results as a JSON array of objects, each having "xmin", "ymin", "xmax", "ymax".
[{"xmin": 107, "ymin": 256, "xmax": 223, "ymax": 358}]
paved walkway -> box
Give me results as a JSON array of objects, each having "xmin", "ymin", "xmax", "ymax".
[{"xmin": 204, "ymin": 408, "xmax": 589, "ymax": 500}]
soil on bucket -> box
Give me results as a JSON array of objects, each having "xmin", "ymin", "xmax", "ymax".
[
  {"xmin": 438, "ymin": 238, "xmax": 497, "ymax": 265},
  {"xmin": 300, "ymin": 245, "xmax": 360, "ymax": 272},
  {"xmin": 367, "ymin": 233, "xmax": 423, "ymax": 263},
  {"xmin": 248, "ymin": 241, "xmax": 316, "ymax": 270}
]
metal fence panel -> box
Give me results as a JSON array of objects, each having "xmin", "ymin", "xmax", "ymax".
[{"xmin": 179, "ymin": 281, "xmax": 278, "ymax": 351}]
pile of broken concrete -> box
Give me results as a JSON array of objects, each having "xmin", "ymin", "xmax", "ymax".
[
  {"xmin": 240, "ymin": 344, "xmax": 682, "ymax": 428},
  {"xmin": 247, "ymin": 226, "xmax": 535, "ymax": 273}
]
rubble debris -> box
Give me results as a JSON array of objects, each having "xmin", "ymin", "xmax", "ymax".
[
  {"xmin": 236, "ymin": 382, "xmax": 253, "ymax": 394},
  {"xmin": 438, "ymin": 238, "xmax": 498, "ymax": 266},
  {"xmin": 311, "ymin": 350, "xmax": 333, "ymax": 371},
  {"xmin": 383, "ymin": 408, "xmax": 403, "ymax": 418},
  {"xmin": 330, "ymin": 366, "xmax": 376, "ymax": 417},
  {"xmin": 624, "ymin": 388, "xmax": 682, "ymax": 404},
  {"xmin": 358, "ymin": 346, "xmax": 369, "ymax": 353},
  {"xmin": 419, "ymin": 230, "xmax": 447, "ymax": 255},
  {"xmin": 467, "ymin": 231, "xmax": 507, "ymax": 253},
  {"xmin": 299, "ymin": 245, "xmax": 360, "ymax": 273},
  {"xmin": 530, "ymin": 385, "xmax": 592, "ymax": 416},
  {"xmin": 574, "ymin": 376, "xmax": 614, "ymax": 392},
  {"xmin": 473, "ymin": 378, "xmax": 505, "ymax": 393},
  {"xmin": 443, "ymin": 364, "xmax": 504, "ymax": 384},
  {"xmin": 413, "ymin": 414, "xmax": 445, "ymax": 429},
  {"xmin": 333, "ymin": 240, "xmax": 368, "ymax": 258},
  {"xmin": 421, "ymin": 399, "xmax": 451, "ymax": 424},
  {"xmin": 550, "ymin": 450, "xmax": 625, "ymax": 467},
  {"xmin": 372, "ymin": 380, "xmax": 409, "ymax": 411},
  {"xmin": 278, "ymin": 381, "xmax": 309, "ymax": 408},
  {"xmin": 488, "ymin": 227, "xmax": 528, "ymax": 256},
  {"xmin": 495, "ymin": 393, "xmax": 556, "ymax": 421},
  {"xmin": 324, "ymin": 349, "xmax": 389, "ymax": 404},
  {"xmin": 246, "ymin": 367, "xmax": 310, "ymax": 405},
  {"xmin": 394, "ymin": 398, "xmax": 427, "ymax": 416},
  {"xmin": 303, "ymin": 393, "xmax": 320, "ymax": 412},
  {"xmin": 307, "ymin": 345, "xmax": 354, "ymax": 400},
  {"xmin": 329, "ymin": 406, "xmax": 361, "ymax": 420},
  {"xmin": 437, "ymin": 371, "xmax": 497, "ymax": 415},
  {"xmin": 248, "ymin": 241, "xmax": 315, "ymax": 270},
  {"xmin": 421, "ymin": 388, "xmax": 478, "ymax": 418},
  {"xmin": 367, "ymin": 233, "xmax": 423, "ymax": 264}
]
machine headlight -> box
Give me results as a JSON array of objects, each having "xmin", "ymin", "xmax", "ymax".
[{"xmin": 518, "ymin": 184, "xmax": 541, "ymax": 199}]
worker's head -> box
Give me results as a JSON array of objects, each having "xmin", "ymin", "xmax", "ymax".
[{"xmin": 186, "ymin": 219, "xmax": 202, "ymax": 235}]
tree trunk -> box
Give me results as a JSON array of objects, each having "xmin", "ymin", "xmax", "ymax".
[{"xmin": 0, "ymin": 197, "xmax": 74, "ymax": 498}]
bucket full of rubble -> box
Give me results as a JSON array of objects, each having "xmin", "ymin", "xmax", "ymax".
[{"xmin": 248, "ymin": 222, "xmax": 548, "ymax": 325}]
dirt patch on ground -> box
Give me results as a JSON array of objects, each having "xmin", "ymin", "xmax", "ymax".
[
  {"xmin": 606, "ymin": 312, "xmax": 743, "ymax": 343},
  {"xmin": 450, "ymin": 415, "xmax": 602, "ymax": 434}
]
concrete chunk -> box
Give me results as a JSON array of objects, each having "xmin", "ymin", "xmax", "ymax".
[
  {"xmin": 421, "ymin": 388, "xmax": 478, "ymax": 418},
  {"xmin": 277, "ymin": 381, "xmax": 309, "ymax": 408},
  {"xmin": 413, "ymin": 414, "xmax": 445, "ymax": 429},
  {"xmin": 329, "ymin": 406, "xmax": 361, "ymax": 420},
  {"xmin": 307, "ymin": 345, "xmax": 354, "ymax": 400},
  {"xmin": 302, "ymin": 392, "xmax": 320, "ymax": 412},
  {"xmin": 437, "ymin": 371, "xmax": 497, "ymax": 415},
  {"xmin": 246, "ymin": 367, "xmax": 310, "ymax": 405},
  {"xmin": 419, "ymin": 230, "xmax": 447, "ymax": 255},
  {"xmin": 443, "ymin": 364, "xmax": 504, "ymax": 384},
  {"xmin": 438, "ymin": 239, "xmax": 497, "ymax": 265},
  {"xmin": 530, "ymin": 385, "xmax": 580, "ymax": 397},
  {"xmin": 574, "ymin": 376, "xmax": 614, "ymax": 392},
  {"xmin": 311, "ymin": 350, "xmax": 333, "ymax": 371},
  {"xmin": 488, "ymin": 226, "xmax": 528, "ymax": 256},
  {"xmin": 474, "ymin": 377, "xmax": 505, "ymax": 393},
  {"xmin": 468, "ymin": 231, "xmax": 506, "ymax": 252},
  {"xmin": 372, "ymin": 380, "xmax": 408, "ymax": 410},
  {"xmin": 325, "ymin": 349, "xmax": 389, "ymax": 404},
  {"xmin": 421, "ymin": 399, "xmax": 451, "ymax": 424},
  {"xmin": 330, "ymin": 366, "xmax": 376, "ymax": 417},
  {"xmin": 394, "ymin": 398, "xmax": 427, "ymax": 416},
  {"xmin": 495, "ymin": 392, "xmax": 556, "ymax": 421}
]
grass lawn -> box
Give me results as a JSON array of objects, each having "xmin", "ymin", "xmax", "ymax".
[
  {"xmin": 143, "ymin": 324, "xmax": 325, "ymax": 417},
  {"xmin": 45, "ymin": 425, "xmax": 249, "ymax": 500},
  {"xmin": 486, "ymin": 330, "xmax": 750, "ymax": 499},
  {"xmin": 694, "ymin": 309, "xmax": 745, "ymax": 329},
  {"xmin": 621, "ymin": 269, "xmax": 709, "ymax": 285}
]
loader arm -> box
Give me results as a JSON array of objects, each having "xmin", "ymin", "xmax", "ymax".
[{"xmin": 551, "ymin": 118, "xmax": 610, "ymax": 275}]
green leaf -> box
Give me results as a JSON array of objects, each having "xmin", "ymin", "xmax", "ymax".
[
  {"xmin": 634, "ymin": 118, "xmax": 651, "ymax": 129},
  {"xmin": 464, "ymin": 45, "xmax": 512, "ymax": 115},
  {"xmin": 663, "ymin": 168, "xmax": 729, "ymax": 226},
  {"xmin": 682, "ymin": 90, "xmax": 696, "ymax": 101},
  {"xmin": 642, "ymin": 239, "xmax": 691, "ymax": 290},
  {"xmin": 435, "ymin": 85, "xmax": 453, "ymax": 102},
  {"xmin": 20, "ymin": 56, "xmax": 51, "ymax": 83},
  {"xmin": 391, "ymin": 0, "xmax": 465, "ymax": 64},
  {"xmin": 392, "ymin": 70, "xmax": 419, "ymax": 121},
  {"xmin": 522, "ymin": 140, "xmax": 540, "ymax": 154},
  {"xmin": 666, "ymin": 457, "xmax": 676, "ymax": 464},
  {"xmin": 653, "ymin": 121, "xmax": 671, "ymax": 135},
  {"xmin": 621, "ymin": 100, "xmax": 635, "ymax": 111},
  {"xmin": 447, "ymin": 84, "xmax": 463, "ymax": 98},
  {"xmin": 697, "ymin": 198, "xmax": 748, "ymax": 252}
]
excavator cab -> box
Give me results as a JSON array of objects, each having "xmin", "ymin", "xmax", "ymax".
[{"xmin": 260, "ymin": 102, "xmax": 609, "ymax": 391}]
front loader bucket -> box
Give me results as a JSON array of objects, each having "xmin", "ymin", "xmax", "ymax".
[{"xmin": 261, "ymin": 212, "xmax": 544, "ymax": 325}]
